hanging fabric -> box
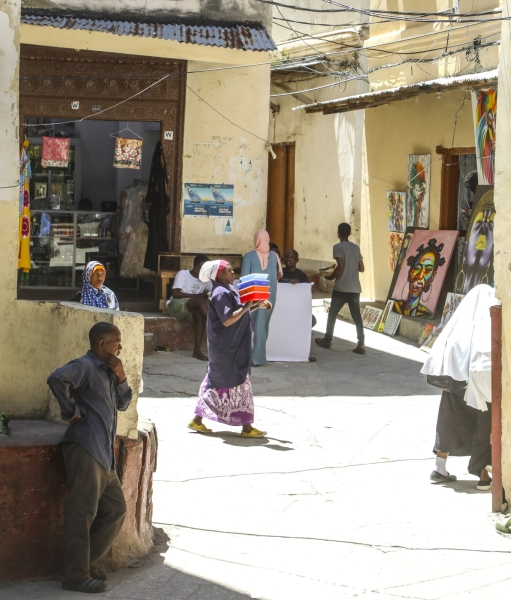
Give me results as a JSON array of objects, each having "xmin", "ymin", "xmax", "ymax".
[
  {"xmin": 113, "ymin": 137, "xmax": 143, "ymax": 169},
  {"xmin": 18, "ymin": 143, "xmax": 32, "ymax": 273},
  {"xmin": 143, "ymin": 142, "xmax": 170, "ymax": 272},
  {"xmin": 41, "ymin": 136, "xmax": 70, "ymax": 168}
]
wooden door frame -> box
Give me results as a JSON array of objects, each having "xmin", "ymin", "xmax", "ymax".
[
  {"xmin": 19, "ymin": 45, "xmax": 187, "ymax": 253},
  {"xmin": 436, "ymin": 145, "xmax": 476, "ymax": 230},
  {"xmin": 267, "ymin": 142, "xmax": 295, "ymax": 252}
]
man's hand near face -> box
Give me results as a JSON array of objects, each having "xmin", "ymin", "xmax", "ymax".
[{"xmin": 104, "ymin": 356, "xmax": 127, "ymax": 384}]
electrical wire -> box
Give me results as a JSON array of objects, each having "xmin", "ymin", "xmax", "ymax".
[
  {"xmin": 270, "ymin": 40, "xmax": 499, "ymax": 98},
  {"xmin": 256, "ymin": 0, "xmax": 502, "ymax": 18}
]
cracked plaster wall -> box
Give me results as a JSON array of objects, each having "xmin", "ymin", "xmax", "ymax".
[
  {"xmin": 21, "ymin": 0, "xmax": 272, "ymax": 29},
  {"xmin": 492, "ymin": 2, "xmax": 511, "ymax": 502},
  {"xmin": 181, "ymin": 60, "xmax": 271, "ymax": 256}
]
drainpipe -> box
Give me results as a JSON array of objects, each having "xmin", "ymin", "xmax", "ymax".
[{"xmin": 491, "ymin": 305, "xmax": 503, "ymax": 512}]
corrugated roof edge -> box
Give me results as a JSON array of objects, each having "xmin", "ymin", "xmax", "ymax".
[{"xmin": 21, "ymin": 9, "xmax": 276, "ymax": 52}]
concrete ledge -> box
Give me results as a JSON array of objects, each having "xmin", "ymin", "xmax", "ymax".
[{"xmin": 0, "ymin": 420, "xmax": 157, "ymax": 582}]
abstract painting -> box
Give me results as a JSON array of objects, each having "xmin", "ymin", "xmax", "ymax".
[
  {"xmin": 418, "ymin": 324, "xmax": 435, "ymax": 347},
  {"xmin": 420, "ymin": 293, "xmax": 465, "ymax": 352},
  {"xmin": 389, "ymin": 232, "xmax": 404, "ymax": 271},
  {"xmin": 472, "ymin": 89, "xmax": 497, "ymax": 185},
  {"xmin": 387, "ymin": 191, "xmax": 406, "ymax": 233},
  {"xmin": 407, "ymin": 155, "xmax": 430, "ymax": 228},
  {"xmin": 390, "ymin": 229, "xmax": 459, "ymax": 319},
  {"xmin": 383, "ymin": 312, "xmax": 402, "ymax": 337},
  {"xmin": 362, "ymin": 306, "xmax": 383, "ymax": 330},
  {"xmin": 454, "ymin": 189, "xmax": 495, "ymax": 294},
  {"xmin": 457, "ymin": 154, "xmax": 478, "ymax": 230},
  {"xmin": 377, "ymin": 300, "xmax": 395, "ymax": 333}
]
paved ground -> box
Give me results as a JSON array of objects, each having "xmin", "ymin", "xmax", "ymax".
[{"xmin": 2, "ymin": 311, "xmax": 511, "ymax": 599}]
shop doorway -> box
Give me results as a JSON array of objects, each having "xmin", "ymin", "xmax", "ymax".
[
  {"xmin": 21, "ymin": 119, "xmax": 160, "ymax": 301},
  {"xmin": 267, "ymin": 142, "xmax": 295, "ymax": 253}
]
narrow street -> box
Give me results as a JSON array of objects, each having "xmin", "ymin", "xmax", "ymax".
[{"xmin": 3, "ymin": 314, "xmax": 511, "ymax": 599}]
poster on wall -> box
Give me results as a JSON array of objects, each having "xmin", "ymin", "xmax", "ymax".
[
  {"xmin": 183, "ymin": 183, "xmax": 210, "ymax": 217},
  {"xmin": 389, "ymin": 229, "xmax": 459, "ymax": 319},
  {"xmin": 406, "ymin": 154, "xmax": 430, "ymax": 228},
  {"xmin": 388, "ymin": 232, "xmax": 404, "ymax": 271},
  {"xmin": 454, "ymin": 188, "xmax": 495, "ymax": 294},
  {"xmin": 472, "ymin": 89, "xmax": 497, "ymax": 186},
  {"xmin": 457, "ymin": 154, "xmax": 478, "ymax": 230},
  {"xmin": 387, "ymin": 191, "xmax": 406, "ymax": 233},
  {"xmin": 208, "ymin": 184, "xmax": 234, "ymax": 218}
]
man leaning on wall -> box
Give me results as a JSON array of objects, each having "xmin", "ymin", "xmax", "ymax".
[{"xmin": 47, "ymin": 322, "xmax": 132, "ymax": 594}]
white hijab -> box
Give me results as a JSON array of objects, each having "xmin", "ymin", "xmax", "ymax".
[{"xmin": 421, "ymin": 284, "xmax": 500, "ymax": 411}]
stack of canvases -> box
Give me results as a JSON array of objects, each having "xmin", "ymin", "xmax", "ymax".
[{"xmin": 372, "ymin": 88, "xmax": 497, "ymax": 341}]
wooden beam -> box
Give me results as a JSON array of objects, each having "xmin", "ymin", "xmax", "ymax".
[{"xmin": 273, "ymin": 82, "xmax": 314, "ymax": 105}]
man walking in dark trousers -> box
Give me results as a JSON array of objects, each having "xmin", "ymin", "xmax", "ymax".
[
  {"xmin": 315, "ymin": 223, "xmax": 366, "ymax": 355},
  {"xmin": 48, "ymin": 322, "xmax": 132, "ymax": 594}
]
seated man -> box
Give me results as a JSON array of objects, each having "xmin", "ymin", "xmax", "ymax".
[
  {"xmin": 167, "ymin": 254, "xmax": 212, "ymax": 361},
  {"xmin": 281, "ymin": 249, "xmax": 317, "ymax": 362}
]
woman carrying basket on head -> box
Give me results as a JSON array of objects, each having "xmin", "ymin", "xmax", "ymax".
[{"xmin": 188, "ymin": 260, "xmax": 270, "ymax": 438}]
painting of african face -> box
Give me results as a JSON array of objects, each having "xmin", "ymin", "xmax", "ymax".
[
  {"xmin": 454, "ymin": 189, "xmax": 495, "ymax": 294},
  {"xmin": 472, "ymin": 90, "xmax": 497, "ymax": 185},
  {"xmin": 406, "ymin": 155, "xmax": 430, "ymax": 228},
  {"xmin": 387, "ymin": 191, "xmax": 406, "ymax": 233},
  {"xmin": 390, "ymin": 229, "xmax": 459, "ymax": 319}
]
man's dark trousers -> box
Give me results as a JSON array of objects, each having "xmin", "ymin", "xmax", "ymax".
[
  {"xmin": 61, "ymin": 442, "xmax": 127, "ymax": 582},
  {"xmin": 325, "ymin": 290, "xmax": 365, "ymax": 345}
]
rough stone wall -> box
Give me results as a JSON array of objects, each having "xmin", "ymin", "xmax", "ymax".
[{"xmin": 0, "ymin": 420, "xmax": 158, "ymax": 582}]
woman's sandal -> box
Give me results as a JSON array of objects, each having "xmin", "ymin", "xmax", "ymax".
[
  {"xmin": 241, "ymin": 428, "xmax": 267, "ymax": 438},
  {"xmin": 188, "ymin": 420, "xmax": 212, "ymax": 433}
]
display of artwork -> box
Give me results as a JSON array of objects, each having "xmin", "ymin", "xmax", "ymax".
[
  {"xmin": 457, "ymin": 154, "xmax": 478, "ymax": 230},
  {"xmin": 387, "ymin": 191, "xmax": 406, "ymax": 233},
  {"xmin": 406, "ymin": 154, "xmax": 430, "ymax": 228},
  {"xmin": 362, "ymin": 306, "xmax": 383, "ymax": 330},
  {"xmin": 420, "ymin": 293, "xmax": 465, "ymax": 352},
  {"xmin": 383, "ymin": 312, "xmax": 402, "ymax": 337},
  {"xmin": 113, "ymin": 137, "xmax": 143, "ymax": 170},
  {"xmin": 389, "ymin": 229, "xmax": 459, "ymax": 319},
  {"xmin": 41, "ymin": 136, "xmax": 70, "ymax": 168},
  {"xmin": 454, "ymin": 188, "xmax": 495, "ymax": 294},
  {"xmin": 472, "ymin": 89, "xmax": 497, "ymax": 185},
  {"xmin": 388, "ymin": 232, "xmax": 404, "ymax": 271},
  {"xmin": 377, "ymin": 300, "xmax": 395, "ymax": 333}
]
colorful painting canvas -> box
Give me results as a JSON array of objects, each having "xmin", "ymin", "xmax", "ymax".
[
  {"xmin": 407, "ymin": 155, "xmax": 430, "ymax": 228},
  {"xmin": 472, "ymin": 89, "xmax": 497, "ymax": 185},
  {"xmin": 388, "ymin": 232, "xmax": 404, "ymax": 271},
  {"xmin": 457, "ymin": 154, "xmax": 478, "ymax": 230},
  {"xmin": 387, "ymin": 191, "xmax": 406, "ymax": 233},
  {"xmin": 420, "ymin": 293, "xmax": 465, "ymax": 352},
  {"xmin": 362, "ymin": 306, "xmax": 383, "ymax": 330},
  {"xmin": 418, "ymin": 324, "xmax": 435, "ymax": 347},
  {"xmin": 454, "ymin": 189, "xmax": 495, "ymax": 294},
  {"xmin": 377, "ymin": 300, "xmax": 395, "ymax": 333},
  {"xmin": 390, "ymin": 229, "xmax": 459, "ymax": 319}
]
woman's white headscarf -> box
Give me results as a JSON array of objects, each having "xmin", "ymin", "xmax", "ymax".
[
  {"xmin": 421, "ymin": 284, "xmax": 500, "ymax": 411},
  {"xmin": 199, "ymin": 260, "xmax": 228, "ymax": 283}
]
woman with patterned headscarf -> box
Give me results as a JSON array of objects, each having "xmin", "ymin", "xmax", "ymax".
[
  {"xmin": 188, "ymin": 260, "xmax": 269, "ymax": 438},
  {"xmin": 80, "ymin": 261, "xmax": 119, "ymax": 311}
]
